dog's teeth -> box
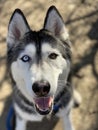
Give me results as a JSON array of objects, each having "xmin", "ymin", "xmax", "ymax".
[
  {"xmin": 39, "ymin": 106, "xmax": 48, "ymax": 111},
  {"xmin": 36, "ymin": 104, "xmax": 39, "ymax": 109},
  {"xmin": 49, "ymin": 97, "xmax": 53, "ymax": 107},
  {"xmin": 36, "ymin": 104, "xmax": 49, "ymax": 111},
  {"xmin": 40, "ymin": 108, "xmax": 48, "ymax": 112}
]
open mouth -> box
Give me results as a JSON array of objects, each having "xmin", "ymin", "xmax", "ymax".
[{"xmin": 34, "ymin": 96, "xmax": 53, "ymax": 115}]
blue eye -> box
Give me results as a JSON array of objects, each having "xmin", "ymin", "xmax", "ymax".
[{"xmin": 21, "ymin": 55, "xmax": 31, "ymax": 62}]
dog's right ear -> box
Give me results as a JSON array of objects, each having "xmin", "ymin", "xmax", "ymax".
[
  {"xmin": 44, "ymin": 6, "xmax": 69, "ymax": 40},
  {"xmin": 7, "ymin": 9, "xmax": 30, "ymax": 48}
]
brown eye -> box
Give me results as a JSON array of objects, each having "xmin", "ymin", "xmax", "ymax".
[{"xmin": 48, "ymin": 53, "xmax": 58, "ymax": 59}]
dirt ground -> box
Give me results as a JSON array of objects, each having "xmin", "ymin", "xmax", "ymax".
[{"xmin": 0, "ymin": 0, "xmax": 98, "ymax": 130}]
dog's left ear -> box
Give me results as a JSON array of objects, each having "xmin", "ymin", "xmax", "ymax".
[
  {"xmin": 7, "ymin": 9, "xmax": 30, "ymax": 48},
  {"xmin": 44, "ymin": 6, "xmax": 69, "ymax": 40}
]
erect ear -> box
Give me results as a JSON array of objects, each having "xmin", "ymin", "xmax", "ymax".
[
  {"xmin": 44, "ymin": 6, "xmax": 69, "ymax": 40},
  {"xmin": 7, "ymin": 9, "xmax": 30, "ymax": 48}
]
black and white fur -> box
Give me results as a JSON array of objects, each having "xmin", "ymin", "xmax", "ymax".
[{"xmin": 6, "ymin": 6, "xmax": 81, "ymax": 130}]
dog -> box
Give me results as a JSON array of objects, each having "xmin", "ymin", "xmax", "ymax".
[{"xmin": 6, "ymin": 6, "xmax": 81, "ymax": 130}]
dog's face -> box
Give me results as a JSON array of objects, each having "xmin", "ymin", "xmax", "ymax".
[{"xmin": 7, "ymin": 6, "xmax": 71, "ymax": 115}]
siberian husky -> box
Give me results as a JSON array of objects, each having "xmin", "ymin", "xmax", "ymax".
[{"xmin": 6, "ymin": 6, "xmax": 81, "ymax": 130}]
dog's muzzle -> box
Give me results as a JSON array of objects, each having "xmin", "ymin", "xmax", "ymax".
[{"xmin": 32, "ymin": 80, "xmax": 53, "ymax": 115}]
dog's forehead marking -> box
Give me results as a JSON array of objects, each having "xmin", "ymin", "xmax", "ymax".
[
  {"xmin": 25, "ymin": 43, "xmax": 36, "ymax": 53},
  {"xmin": 42, "ymin": 42, "xmax": 60, "ymax": 54},
  {"xmin": 19, "ymin": 42, "xmax": 60, "ymax": 58},
  {"xmin": 20, "ymin": 43, "xmax": 36, "ymax": 57}
]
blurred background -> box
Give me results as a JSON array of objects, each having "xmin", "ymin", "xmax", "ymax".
[{"xmin": 0, "ymin": 0, "xmax": 98, "ymax": 130}]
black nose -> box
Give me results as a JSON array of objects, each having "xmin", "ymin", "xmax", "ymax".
[{"xmin": 32, "ymin": 80, "xmax": 50, "ymax": 96}]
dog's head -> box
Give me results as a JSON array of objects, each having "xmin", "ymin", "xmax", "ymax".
[{"xmin": 7, "ymin": 6, "xmax": 71, "ymax": 115}]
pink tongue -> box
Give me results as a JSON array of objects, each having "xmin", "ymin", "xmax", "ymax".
[{"xmin": 34, "ymin": 97, "xmax": 52, "ymax": 110}]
